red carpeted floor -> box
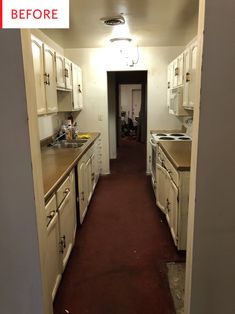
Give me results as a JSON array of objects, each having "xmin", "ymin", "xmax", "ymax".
[{"xmin": 54, "ymin": 138, "xmax": 185, "ymax": 314}]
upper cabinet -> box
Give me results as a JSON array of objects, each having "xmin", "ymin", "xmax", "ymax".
[
  {"xmin": 72, "ymin": 64, "xmax": 83, "ymax": 111},
  {"xmin": 31, "ymin": 35, "xmax": 83, "ymax": 115},
  {"xmin": 31, "ymin": 37, "xmax": 57, "ymax": 115},
  {"xmin": 167, "ymin": 37, "xmax": 198, "ymax": 114},
  {"xmin": 43, "ymin": 45, "xmax": 58, "ymax": 113},
  {"xmin": 183, "ymin": 40, "xmax": 198, "ymax": 110},
  {"xmin": 55, "ymin": 55, "xmax": 73, "ymax": 91}
]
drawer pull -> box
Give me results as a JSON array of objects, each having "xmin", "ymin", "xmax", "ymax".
[
  {"xmin": 63, "ymin": 188, "xmax": 70, "ymax": 194},
  {"xmin": 47, "ymin": 210, "xmax": 56, "ymax": 220}
]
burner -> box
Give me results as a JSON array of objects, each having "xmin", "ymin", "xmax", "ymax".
[
  {"xmin": 169, "ymin": 133, "xmax": 184, "ymax": 136},
  {"xmin": 178, "ymin": 137, "xmax": 191, "ymax": 140},
  {"xmin": 156, "ymin": 133, "xmax": 167, "ymax": 136},
  {"xmin": 159, "ymin": 136, "xmax": 174, "ymax": 140}
]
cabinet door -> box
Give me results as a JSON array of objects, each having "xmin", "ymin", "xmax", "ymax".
[
  {"xmin": 85, "ymin": 156, "xmax": 92, "ymax": 204},
  {"xmin": 167, "ymin": 62, "xmax": 173, "ymax": 108},
  {"xmin": 172, "ymin": 59, "xmax": 178, "ymax": 88},
  {"xmin": 77, "ymin": 160, "xmax": 88, "ymax": 223},
  {"xmin": 177, "ymin": 53, "xmax": 184, "ymax": 86},
  {"xmin": 166, "ymin": 174, "xmax": 179, "ymax": 246},
  {"xmin": 44, "ymin": 45, "xmax": 58, "ymax": 113},
  {"xmin": 156, "ymin": 163, "xmax": 168, "ymax": 214},
  {"xmin": 45, "ymin": 209, "xmax": 61, "ymax": 301},
  {"xmin": 72, "ymin": 64, "xmax": 80, "ymax": 110},
  {"xmin": 55, "ymin": 54, "xmax": 66, "ymax": 89},
  {"xmin": 183, "ymin": 48, "xmax": 190, "ymax": 108},
  {"xmin": 58, "ymin": 192, "xmax": 74, "ymax": 271},
  {"xmin": 31, "ymin": 38, "xmax": 46, "ymax": 115},
  {"xmin": 64, "ymin": 59, "xmax": 73, "ymax": 90},
  {"xmin": 188, "ymin": 42, "xmax": 198, "ymax": 109},
  {"xmin": 77, "ymin": 67, "xmax": 83, "ymax": 109}
]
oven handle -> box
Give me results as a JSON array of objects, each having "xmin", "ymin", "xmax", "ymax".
[{"xmin": 149, "ymin": 138, "xmax": 157, "ymax": 147}]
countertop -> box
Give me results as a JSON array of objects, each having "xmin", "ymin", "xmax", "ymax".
[
  {"xmin": 159, "ymin": 141, "xmax": 192, "ymax": 171},
  {"xmin": 41, "ymin": 132, "xmax": 100, "ymax": 202}
]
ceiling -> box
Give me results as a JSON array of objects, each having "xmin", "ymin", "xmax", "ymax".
[{"xmin": 43, "ymin": 0, "xmax": 199, "ymax": 49}]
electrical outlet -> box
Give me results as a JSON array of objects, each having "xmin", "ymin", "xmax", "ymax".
[{"xmin": 98, "ymin": 114, "xmax": 103, "ymax": 121}]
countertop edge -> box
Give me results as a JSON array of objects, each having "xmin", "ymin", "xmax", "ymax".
[{"xmin": 159, "ymin": 142, "xmax": 191, "ymax": 172}]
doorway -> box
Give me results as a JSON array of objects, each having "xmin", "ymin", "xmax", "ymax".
[{"xmin": 107, "ymin": 71, "xmax": 148, "ymax": 160}]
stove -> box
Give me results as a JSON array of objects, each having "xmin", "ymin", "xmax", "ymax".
[{"xmin": 151, "ymin": 132, "xmax": 191, "ymax": 142}]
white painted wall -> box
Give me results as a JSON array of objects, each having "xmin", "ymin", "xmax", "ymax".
[
  {"xmin": 65, "ymin": 46, "xmax": 184, "ymax": 173},
  {"xmin": 120, "ymin": 84, "xmax": 141, "ymax": 119},
  {"xmin": 185, "ymin": 0, "xmax": 235, "ymax": 313}
]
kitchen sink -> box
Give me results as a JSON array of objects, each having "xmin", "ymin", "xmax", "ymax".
[{"xmin": 51, "ymin": 139, "xmax": 88, "ymax": 149}]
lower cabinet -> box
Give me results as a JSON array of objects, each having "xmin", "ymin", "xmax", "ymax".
[
  {"xmin": 45, "ymin": 169, "xmax": 77, "ymax": 301},
  {"xmin": 77, "ymin": 136, "xmax": 102, "ymax": 224},
  {"xmin": 156, "ymin": 146, "xmax": 189, "ymax": 250}
]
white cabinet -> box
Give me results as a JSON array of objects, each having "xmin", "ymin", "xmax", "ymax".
[
  {"xmin": 45, "ymin": 170, "xmax": 76, "ymax": 301},
  {"xmin": 167, "ymin": 62, "xmax": 173, "ymax": 108},
  {"xmin": 183, "ymin": 40, "xmax": 198, "ymax": 110},
  {"xmin": 77, "ymin": 137, "xmax": 101, "ymax": 224},
  {"xmin": 55, "ymin": 54, "xmax": 65, "ymax": 89},
  {"xmin": 31, "ymin": 38, "xmax": 46, "ymax": 115},
  {"xmin": 45, "ymin": 195, "xmax": 61, "ymax": 302},
  {"xmin": 64, "ymin": 59, "xmax": 73, "ymax": 90},
  {"xmin": 55, "ymin": 54, "xmax": 73, "ymax": 91},
  {"xmin": 72, "ymin": 64, "xmax": 83, "ymax": 110},
  {"xmin": 156, "ymin": 163, "xmax": 168, "ymax": 214},
  {"xmin": 43, "ymin": 45, "xmax": 58, "ymax": 113},
  {"xmin": 156, "ymin": 146, "xmax": 190, "ymax": 250},
  {"xmin": 31, "ymin": 37, "xmax": 57, "ymax": 115},
  {"xmin": 167, "ymin": 37, "xmax": 198, "ymax": 113}
]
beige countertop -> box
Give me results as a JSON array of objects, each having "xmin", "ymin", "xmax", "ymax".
[
  {"xmin": 159, "ymin": 141, "xmax": 192, "ymax": 171},
  {"xmin": 41, "ymin": 132, "xmax": 100, "ymax": 202}
]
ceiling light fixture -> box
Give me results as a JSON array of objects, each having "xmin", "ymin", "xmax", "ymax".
[
  {"xmin": 109, "ymin": 37, "xmax": 139, "ymax": 67},
  {"xmin": 100, "ymin": 15, "xmax": 125, "ymax": 26}
]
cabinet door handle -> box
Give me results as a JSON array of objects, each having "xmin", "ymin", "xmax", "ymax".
[
  {"xmin": 44, "ymin": 73, "xmax": 49, "ymax": 85},
  {"xmin": 168, "ymin": 82, "xmax": 170, "ymax": 89},
  {"xmin": 64, "ymin": 68, "xmax": 69, "ymax": 78},
  {"xmin": 59, "ymin": 235, "xmax": 66, "ymax": 254},
  {"xmin": 63, "ymin": 188, "xmax": 70, "ymax": 195},
  {"xmin": 47, "ymin": 74, "xmax": 50, "ymax": 86},
  {"xmin": 78, "ymin": 84, "xmax": 82, "ymax": 93},
  {"xmin": 186, "ymin": 72, "xmax": 191, "ymax": 82},
  {"xmin": 81, "ymin": 191, "xmax": 85, "ymax": 201},
  {"xmin": 175, "ymin": 67, "xmax": 179, "ymax": 76},
  {"xmin": 47, "ymin": 210, "xmax": 56, "ymax": 219}
]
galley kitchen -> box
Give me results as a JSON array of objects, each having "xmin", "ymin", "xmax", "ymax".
[{"xmin": 1, "ymin": 1, "xmax": 235, "ymax": 314}]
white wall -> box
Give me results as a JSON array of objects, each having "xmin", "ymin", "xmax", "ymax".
[
  {"xmin": 0, "ymin": 30, "xmax": 50, "ymax": 314},
  {"xmin": 185, "ymin": 0, "xmax": 235, "ymax": 313},
  {"xmin": 108, "ymin": 73, "xmax": 117, "ymax": 160},
  {"xmin": 65, "ymin": 46, "xmax": 184, "ymax": 173}
]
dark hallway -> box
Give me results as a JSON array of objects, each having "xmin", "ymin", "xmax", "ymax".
[{"xmin": 54, "ymin": 139, "xmax": 184, "ymax": 314}]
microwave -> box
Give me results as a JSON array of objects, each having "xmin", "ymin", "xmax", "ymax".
[{"xmin": 169, "ymin": 86, "xmax": 189, "ymax": 116}]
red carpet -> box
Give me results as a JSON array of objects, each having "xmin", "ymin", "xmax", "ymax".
[{"xmin": 54, "ymin": 138, "xmax": 184, "ymax": 314}]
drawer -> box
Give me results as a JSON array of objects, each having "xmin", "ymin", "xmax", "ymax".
[
  {"xmin": 56, "ymin": 175, "xmax": 71, "ymax": 206},
  {"xmin": 45, "ymin": 194, "xmax": 57, "ymax": 225}
]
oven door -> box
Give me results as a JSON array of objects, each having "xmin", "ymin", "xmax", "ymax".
[{"xmin": 149, "ymin": 137, "xmax": 157, "ymax": 194}]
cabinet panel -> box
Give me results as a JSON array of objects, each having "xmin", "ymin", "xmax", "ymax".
[
  {"xmin": 45, "ymin": 196, "xmax": 61, "ymax": 301},
  {"xmin": 58, "ymin": 192, "xmax": 73, "ymax": 271},
  {"xmin": 166, "ymin": 174, "xmax": 178, "ymax": 246},
  {"xmin": 156, "ymin": 163, "xmax": 168, "ymax": 214},
  {"xmin": 77, "ymin": 159, "xmax": 87, "ymax": 223},
  {"xmin": 31, "ymin": 38, "xmax": 46, "ymax": 115},
  {"xmin": 64, "ymin": 59, "xmax": 73, "ymax": 90},
  {"xmin": 44, "ymin": 45, "xmax": 57, "ymax": 113},
  {"xmin": 56, "ymin": 54, "xmax": 65, "ymax": 89},
  {"xmin": 188, "ymin": 43, "xmax": 198, "ymax": 109}
]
